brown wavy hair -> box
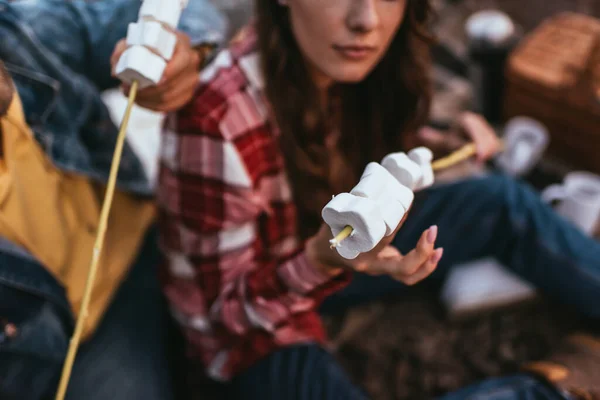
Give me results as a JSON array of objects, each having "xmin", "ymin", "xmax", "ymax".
[{"xmin": 255, "ymin": 0, "xmax": 434, "ymax": 238}]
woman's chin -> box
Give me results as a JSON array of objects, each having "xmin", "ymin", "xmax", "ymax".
[{"xmin": 328, "ymin": 67, "xmax": 373, "ymax": 85}]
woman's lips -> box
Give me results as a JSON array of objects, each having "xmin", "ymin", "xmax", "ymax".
[{"xmin": 332, "ymin": 44, "xmax": 376, "ymax": 61}]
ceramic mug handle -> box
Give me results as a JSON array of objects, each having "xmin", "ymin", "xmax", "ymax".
[{"xmin": 541, "ymin": 184, "xmax": 567, "ymax": 205}]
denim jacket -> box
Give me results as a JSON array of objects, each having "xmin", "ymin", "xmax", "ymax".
[{"xmin": 0, "ymin": 0, "xmax": 227, "ymax": 196}]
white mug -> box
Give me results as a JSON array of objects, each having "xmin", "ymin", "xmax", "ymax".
[
  {"xmin": 495, "ymin": 116, "xmax": 549, "ymax": 177},
  {"xmin": 541, "ymin": 171, "xmax": 600, "ymax": 236}
]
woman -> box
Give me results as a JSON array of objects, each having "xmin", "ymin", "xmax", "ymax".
[{"xmin": 157, "ymin": 0, "xmax": 600, "ymax": 398}]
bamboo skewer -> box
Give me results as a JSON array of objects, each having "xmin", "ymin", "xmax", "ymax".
[
  {"xmin": 329, "ymin": 142, "xmax": 487, "ymax": 249},
  {"xmin": 55, "ymin": 80, "xmax": 139, "ymax": 400},
  {"xmin": 431, "ymin": 143, "xmax": 477, "ymax": 171}
]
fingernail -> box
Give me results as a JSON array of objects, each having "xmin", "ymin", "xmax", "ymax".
[
  {"xmin": 427, "ymin": 225, "xmax": 438, "ymax": 243},
  {"xmin": 431, "ymin": 248, "xmax": 444, "ymax": 263}
]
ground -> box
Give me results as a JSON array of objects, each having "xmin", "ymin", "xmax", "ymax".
[{"xmin": 322, "ymin": 287, "xmax": 588, "ymax": 399}]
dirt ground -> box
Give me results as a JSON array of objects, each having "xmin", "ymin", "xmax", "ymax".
[{"xmin": 322, "ymin": 287, "xmax": 589, "ymax": 399}]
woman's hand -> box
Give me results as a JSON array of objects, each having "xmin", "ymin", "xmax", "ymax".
[
  {"xmin": 416, "ymin": 111, "xmax": 502, "ymax": 163},
  {"xmin": 110, "ymin": 31, "xmax": 201, "ymax": 112},
  {"xmin": 307, "ymin": 217, "xmax": 443, "ymax": 286},
  {"xmin": 458, "ymin": 112, "xmax": 502, "ymax": 162}
]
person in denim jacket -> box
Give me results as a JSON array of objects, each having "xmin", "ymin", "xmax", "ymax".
[{"xmin": 0, "ymin": 1, "xmax": 226, "ymax": 399}]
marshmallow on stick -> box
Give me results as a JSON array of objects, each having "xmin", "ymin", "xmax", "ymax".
[
  {"xmin": 322, "ymin": 193, "xmax": 387, "ymax": 259},
  {"xmin": 324, "ymin": 147, "xmax": 438, "ymax": 258},
  {"xmin": 351, "ymin": 162, "xmax": 414, "ymax": 235},
  {"xmin": 115, "ymin": 0, "xmax": 188, "ymax": 89},
  {"xmin": 325, "ymin": 128, "xmax": 547, "ymax": 258},
  {"xmin": 322, "ymin": 162, "xmax": 413, "ymax": 259},
  {"xmin": 323, "ymin": 155, "xmax": 421, "ymax": 257}
]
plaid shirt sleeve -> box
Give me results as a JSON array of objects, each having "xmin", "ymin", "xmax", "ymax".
[{"xmin": 157, "ymin": 52, "xmax": 351, "ymax": 379}]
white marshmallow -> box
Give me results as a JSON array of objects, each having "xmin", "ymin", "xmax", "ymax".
[
  {"xmin": 139, "ymin": 0, "xmax": 187, "ymax": 29},
  {"xmin": 373, "ymin": 192, "xmax": 408, "ymax": 236},
  {"xmin": 359, "ymin": 162, "xmax": 414, "ymax": 209},
  {"xmin": 115, "ymin": 45, "xmax": 167, "ymax": 88},
  {"xmin": 115, "ymin": 0, "xmax": 189, "ymax": 88},
  {"xmin": 353, "ymin": 162, "xmax": 391, "ymax": 199},
  {"xmin": 408, "ymin": 147, "xmax": 435, "ymax": 190},
  {"xmin": 322, "ymin": 193, "xmax": 387, "ymax": 259},
  {"xmin": 381, "ymin": 152, "xmax": 423, "ymax": 190},
  {"xmin": 360, "ymin": 161, "xmax": 382, "ymax": 179},
  {"xmin": 351, "ymin": 162, "xmax": 414, "ymax": 234},
  {"xmin": 126, "ymin": 20, "xmax": 177, "ymax": 60}
]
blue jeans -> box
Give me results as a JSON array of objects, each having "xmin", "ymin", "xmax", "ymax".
[
  {"xmin": 322, "ymin": 173, "xmax": 600, "ymax": 316},
  {"xmin": 227, "ymin": 173, "xmax": 600, "ymax": 399},
  {"xmin": 227, "ymin": 345, "xmax": 567, "ymax": 400},
  {"xmin": 0, "ymin": 228, "xmax": 176, "ymax": 400}
]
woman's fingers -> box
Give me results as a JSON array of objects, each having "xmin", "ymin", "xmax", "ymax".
[
  {"xmin": 357, "ymin": 245, "xmax": 403, "ymax": 274},
  {"xmin": 396, "ymin": 225, "xmax": 437, "ymax": 274},
  {"xmin": 396, "ymin": 247, "xmax": 443, "ymax": 285},
  {"xmin": 377, "ymin": 245, "xmax": 402, "ymax": 259},
  {"xmin": 459, "ymin": 112, "xmax": 502, "ymax": 162},
  {"xmin": 362, "ymin": 226, "xmax": 439, "ymax": 279},
  {"xmin": 364, "ymin": 244, "xmax": 442, "ymax": 285}
]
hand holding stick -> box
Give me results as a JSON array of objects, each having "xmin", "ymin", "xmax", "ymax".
[{"xmin": 328, "ymin": 142, "xmax": 485, "ymax": 249}]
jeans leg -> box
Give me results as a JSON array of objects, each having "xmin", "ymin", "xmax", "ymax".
[
  {"xmin": 436, "ymin": 375, "xmax": 569, "ymax": 400},
  {"xmin": 0, "ymin": 285, "xmax": 70, "ymax": 400},
  {"xmin": 227, "ymin": 344, "xmax": 368, "ymax": 400},
  {"xmin": 65, "ymin": 227, "xmax": 176, "ymax": 400},
  {"xmin": 0, "ymin": 249, "xmax": 72, "ymax": 400},
  {"xmin": 392, "ymin": 173, "xmax": 600, "ymax": 318},
  {"xmin": 227, "ymin": 347, "xmax": 567, "ymax": 400}
]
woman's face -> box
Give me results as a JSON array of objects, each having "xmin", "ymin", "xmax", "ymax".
[{"xmin": 286, "ymin": 0, "xmax": 408, "ymax": 88}]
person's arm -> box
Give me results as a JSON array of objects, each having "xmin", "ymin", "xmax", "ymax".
[
  {"xmin": 159, "ymin": 101, "xmax": 351, "ymax": 351},
  {"xmin": 9, "ymin": 0, "xmax": 226, "ymax": 91}
]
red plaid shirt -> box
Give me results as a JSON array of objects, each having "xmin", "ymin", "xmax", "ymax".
[{"xmin": 157, "ymin": 27, "xmax": 352, "ymax": 381}]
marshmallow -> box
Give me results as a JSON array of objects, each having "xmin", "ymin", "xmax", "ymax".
[
  {"xmin": 360, "ymin": 161, "xmax": 384, "ymax": 179},
  {"xmin": 115, "ymin": 45, "xmax": 167, "ymax": 88},
  {"xmin": 373, "ymin": 192, "xmax": 408, "ymax": 236},
  {"xmin": 408, "ymin": 147, "xmax": 435, "ymax": 190},
  {"xmin": 351, "ymin": 162, "xmax": 414, "ymax": 235},
  {"xmin": 126, "ymin": 20, "xmax": 177, "ymax": 60},
  {"xmin": 322, "ymin": 193, "xmax": 387, "ymax": 259},
  {"xmin": 353, "ymin": 162, "xmax": 391, "ymax": 199},
  {"xmin": 356, "ymin": 162, "xmax": 414, "ymax": 209},
  {"xmin": 139, "ymin": 0, "xmax": 188, "ymax": 29},
  {"xmin": 381, "ymin": 152, "xmax": 423, "ymax": 190},
  {"xmin": 115, "ymin": 0, "xmax": 189, "ymax": 88}
]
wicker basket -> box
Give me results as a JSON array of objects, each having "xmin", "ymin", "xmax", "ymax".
[{"xmin": 503, "ymin": 12, "xmax": 600, "ymax": 172}]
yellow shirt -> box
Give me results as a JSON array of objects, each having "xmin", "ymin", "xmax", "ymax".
[{"xmin": 0, "ymin": 93, "xmax": 155, "ymax": 339}]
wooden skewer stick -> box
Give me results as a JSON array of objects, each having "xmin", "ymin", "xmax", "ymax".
[
  {"xmin": 329, "ymin": 142, "xmax": 488, "ymax": 249},
  {"xmin": 431, "ymin": 143, "xmax": 477, "ymax": 171},
  {"xmin": 55, "ymin": 80, "xmax": 139, "ymax": 400}
]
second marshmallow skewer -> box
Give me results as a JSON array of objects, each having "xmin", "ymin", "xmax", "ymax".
[
  {"xmin": 323, "ymin": 143, "xmax": 480, "ymax": 259},
  {"xmin": 322, "ymin": 147, "xmax": 435, "ymax": 259}
]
